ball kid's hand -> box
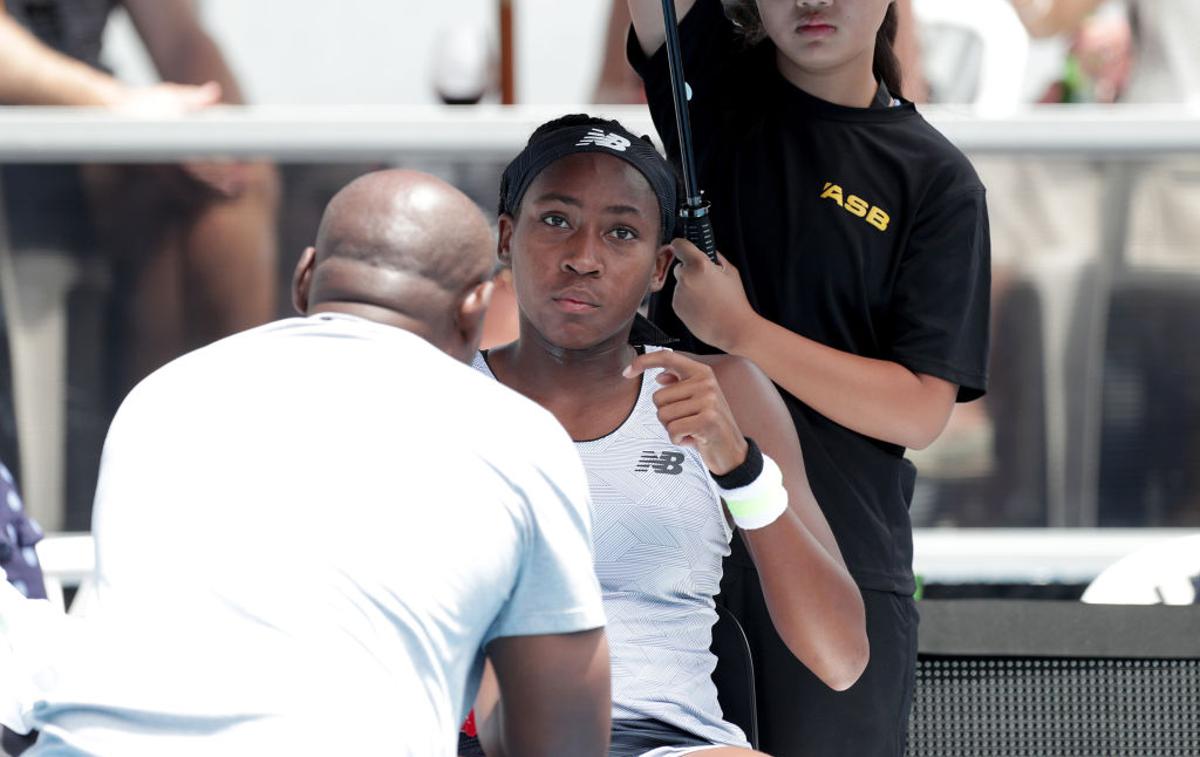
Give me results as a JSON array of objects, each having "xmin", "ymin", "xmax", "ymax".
[
  {"xmin": 623, "ymin": 350, "xmax": 748, "ymax": 475},
  {"xmin": 669, "ymin": 237, "xmax": 758, "ymax": 353}
]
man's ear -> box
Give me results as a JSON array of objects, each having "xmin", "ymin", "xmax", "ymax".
[
  {"xmin": 456, "ymin": 278, "xmax": 497, "ymax": 358},
  {"xmin": 648, "ymin": 242, "xmax": 675, "ymax": 294},
  {"xmin": 497, "ymin": 214, "xmax": 515, "ymax": 266},
  {"xmin": 291, "ymin": 246, "xmax": 318, "ymax": 315}
]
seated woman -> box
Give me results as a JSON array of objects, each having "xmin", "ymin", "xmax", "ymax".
[{"xmin": 470, "ymin": 115, "xmax": 869, "ymax": 757}]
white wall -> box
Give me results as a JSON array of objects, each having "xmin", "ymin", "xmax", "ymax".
[
  {"xmin": 515, "ymin": 0, "xmax": 612, "ymax": 105},
  {"xmin": 102, "ymin": 0, "xmax": 612, "ymax": 106}
]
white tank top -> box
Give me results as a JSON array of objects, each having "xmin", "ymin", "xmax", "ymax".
[{"xmin": 473, "ymin": 346, "xmax": 748, "ymax": 747}]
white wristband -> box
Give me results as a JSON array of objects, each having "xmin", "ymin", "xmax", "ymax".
[{"xmin": 717, "ymin": 453, "xmax": 788, "ymax": 530}]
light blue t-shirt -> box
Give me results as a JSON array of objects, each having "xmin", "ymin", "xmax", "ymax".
[{"xmin": 19, "ymin": 315, "xmax": 605, "ymax": 756}]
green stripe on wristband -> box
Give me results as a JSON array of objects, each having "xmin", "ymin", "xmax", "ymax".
[{"xmin": 718, "ymin": 454, "xmax": 789, "ymax": 530}]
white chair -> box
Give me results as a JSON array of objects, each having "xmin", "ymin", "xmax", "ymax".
[
  {"xmin": 1082, "ymin": 534, "xmax": 1200, "ymax": 605},
  {"xmin": 914, "ymin": 0, "xmax": 1030, "ymax": 112},
  {"xmin": 31, "ymin": 532, "xmax": 97, "ymax": 614},
  {"xmin": 0, "ymin": 177, "xmax": 110, "ymax": 534}
]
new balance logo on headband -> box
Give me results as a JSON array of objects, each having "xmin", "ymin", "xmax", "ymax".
[
  {"xmin": 636, "ymin": 450, "xmax": 685, "ymax": 475},
  {"xmin": 576, "ymin": 128, "xmax": 631, "ymax": 152}
]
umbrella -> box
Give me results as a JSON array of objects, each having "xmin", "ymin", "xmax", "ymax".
[{"xmin": 659, "ymin": 0, "xmax": 719, "ymax": 264}]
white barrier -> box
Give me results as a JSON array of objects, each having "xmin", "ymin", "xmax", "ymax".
[
  {"xmin": 911, "ymin": 528, "xmax": 1200, "ymax": 585},
  {"xmin": 33, "ymin": 529, "xmax": 1200, "ymax": 611},
  {"xmin": 1, "ymin": 104, "xmax": 1199, "ymax": 162},
  {"xmin": 34, "ymin": 533, "xmax": 96, "ymax": 612}
]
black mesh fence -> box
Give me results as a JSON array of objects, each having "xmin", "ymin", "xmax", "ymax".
[
  {"xmin": 906, "ymin": 601, "xmax": 1200, "ymax": 757},
  {"xmin": 908, "ymin": 656, "xmax": 1200, "ymax": 756}
]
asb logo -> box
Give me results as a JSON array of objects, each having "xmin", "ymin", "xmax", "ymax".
[
  {"xmin": 576, "ymin": 128, "xmax": 631, "ymax": 152},
  {"xmin": 636, "ymin": 450, "xmax": 685, "ymax": 475},
  {"xmin": 819, "ymin": 181, "xmax": 890, "ymax": 231}
]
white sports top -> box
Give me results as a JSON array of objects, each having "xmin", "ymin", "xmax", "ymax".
[{"xmin": 474, "ymin": 346, "xmax": 749, "ymax": 747}]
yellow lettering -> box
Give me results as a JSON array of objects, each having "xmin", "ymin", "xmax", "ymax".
[
  {"xmin": 819, "ymin": 183, "xmax": 844, "ymax": 207},
  {"xmin": 845, "ymin": 195, "xmax": 869, "ymax": 218},
  {"xmin": 824, "ymin": 182, "xmax": 890, "ymax": 231},
  {"xmin": 866, "ymin": 206, "xmax": 890, "ymax": 231}
]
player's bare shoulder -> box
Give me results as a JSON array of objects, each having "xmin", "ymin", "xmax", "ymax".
[{"xmin": 680, "ymin": 352, "xmax": 771, "ymax": 400}]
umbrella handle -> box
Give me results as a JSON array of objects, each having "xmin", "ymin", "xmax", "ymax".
[
  {"xmin": 681, "ymin": 201, "xmax": 718, "ymax": 262},
  {"xmin": 660, "ymin": 0, "xmax": 719, "ymax": 265}
]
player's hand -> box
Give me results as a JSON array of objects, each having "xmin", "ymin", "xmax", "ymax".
[
  {"xmin": 669, "ymin": 238, "xmax": 759, "ymax": 353},
  {"xmin": 623, "ymin": 350, "xmax": 748, "ymax": 475},
  {"xmin": 109, "ymin": 80, "xmax": 222, "ymax": 116}
]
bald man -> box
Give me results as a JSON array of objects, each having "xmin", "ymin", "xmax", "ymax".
[{"xmin": 7, "ymin": 171, "xmax": 610, "ymax": 757}]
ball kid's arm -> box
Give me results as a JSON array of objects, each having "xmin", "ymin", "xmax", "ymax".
[{"xmin": 626, "ymin": 0, "xmax": 699, "ymax": 58}]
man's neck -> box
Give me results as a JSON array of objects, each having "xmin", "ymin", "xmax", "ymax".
[
  {"xmin": 775, "ymin": 47, "xmax": 879, "ymax": 108},
  {"xmin": 308, "ymin": 301, "xmax": 469, "ymax": 362},
  {"xmin": 309, "ymin": 301, "xmax": 423, "ymax": 334}
]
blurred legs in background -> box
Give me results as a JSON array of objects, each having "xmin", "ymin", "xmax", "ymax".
[{"xmin": 82, "ymin": 162, "xmax": 279, "ymax": 394}]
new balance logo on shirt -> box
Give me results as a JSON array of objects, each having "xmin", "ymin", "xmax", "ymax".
[
  {"xmin": 576, "ymin": 128, "xmax": 631, "ymax": 152},
  {"xmin": 636, "ymin": 450, "xmax": 685, "ymax": 475}
]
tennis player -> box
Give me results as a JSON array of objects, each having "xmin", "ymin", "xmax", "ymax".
[{"xmin": 471, "ymin": 115, "xmax": 868, "ymax": 757}]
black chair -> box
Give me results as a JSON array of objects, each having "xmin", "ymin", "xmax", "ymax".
[
  {"xmin": 1098, "ymin": 272, "xmax": 1200, "ymax": 526},
  {"xmin": 710, "ymin": 603, "xmax": 760, "ymax": 749},
  {"xmin": 458, "ymin": 605, "xmax": 760, "ymax": 756}
]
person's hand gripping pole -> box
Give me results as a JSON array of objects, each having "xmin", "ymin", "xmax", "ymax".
[{"xmin": 669, "ymin": 238, "xmax": 759, "ymax": 353}]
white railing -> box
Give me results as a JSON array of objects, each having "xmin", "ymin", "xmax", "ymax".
[
  {"xmin": 911, "ymin": 528, "xmax": 1200, "ymax": 585},
  {"xmin": 33, "ymin": 533, "xmax": 96, "ymax": 612},
  {"xmin": 34, "ymin": 529, "xmax": 1200, "ymax": 611},
  {"xmin": 1, "ymin": 104, "xmax": 1199, "ymax": 161}
]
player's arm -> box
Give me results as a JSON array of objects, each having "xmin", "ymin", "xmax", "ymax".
[
  {"xmin": 625, "ymin": 350, "xmax": 868, "ymax": 691},
  {"xmin": 708, "ymin": 354, "xmax": 868, "ymax": 690},
  {"xmin": 626, "ymin": 0, "xmax": 699, "ymax": 57},
  {"xmin": 474, "ymin": 630, "xmax": 610, "ymax": 757}
]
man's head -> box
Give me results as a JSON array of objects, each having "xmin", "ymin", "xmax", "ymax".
[{"xmin": 292, "ymin": 169, "xmax": 496, "ymax": 363}]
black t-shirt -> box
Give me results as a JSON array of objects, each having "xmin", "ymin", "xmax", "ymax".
[{"xmin": 630, "ymin": 0, "xmax": 990, "ymax": 594}]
